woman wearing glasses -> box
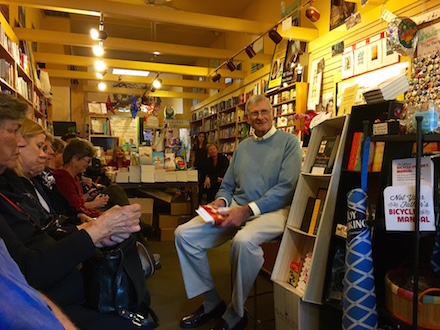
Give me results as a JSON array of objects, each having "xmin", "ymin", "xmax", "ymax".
[{"xmin": 53, "ymin": 138, "xmax": 110, "ymax": 217}]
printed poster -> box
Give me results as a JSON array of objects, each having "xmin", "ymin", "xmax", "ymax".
[
  {"xmin": 307, "ymin": 58, "xmax": 324, "ymax": 110},
  {"xmin": 267, "ymin": 39, "xmax": 288, "ymax": 91},
  {"xmin": 417, "ymin": 21, "xmax": 440, "ymax": 57},
  {"xmin": 110, "ymin": 116, "xmax": 139, "ymax": 146}
]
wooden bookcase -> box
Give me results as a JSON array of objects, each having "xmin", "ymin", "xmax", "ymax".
[
  {"xmin": 265, "ymin": 82, "xmax": 308, "ymax": 133},
  {"xmin": 0, "ymin": 40, "xmax": 51, "ymax": 128},
  {"xmin": 271, "ymin": 115, "xmax": 349, "ymax": 329}
]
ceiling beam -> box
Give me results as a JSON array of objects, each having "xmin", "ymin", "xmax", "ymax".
[
  {"xmin": 14, "ymin": 27, "xmax": 272, "ymax": 64},
  {"xmin": 34, "ymin": 52, "xmax": 248, "ymax": 78},
  {"xmin": 47, "ymin": 69, "xmax": 226, "ymax": 90},
  {"xmin": 83, "ymin": 85, "xmax": 209, "ymax": 100},
  {"xmin": 1, "ymin": 0, "xmax": 274, "ymax": 35}
]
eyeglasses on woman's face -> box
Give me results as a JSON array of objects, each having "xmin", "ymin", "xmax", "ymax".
[{"xmin": 82, "ymin": 157, "xmax": 92, "ymax": 164}]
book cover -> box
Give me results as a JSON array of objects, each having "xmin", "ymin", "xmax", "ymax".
[
  {"xmin": 311, "ymin": 135, "xmax": 340, "ymax": 174},
  {"xmin": 347, "ymin": 132, "xmax": 361, "ymax": 171},
  {"xmin": 308, "ymin": 199, "xmax": 322, "ymax": 235},
  {"xmin": 312, "ymin": 200, "xmax": 325, "ymax": 235},
  {"xmin": 371, "ymin": 141, "xmax": 385, "ymax": 172},
  {"xmin": 301, "ymin": 197, "xmax": 316, "ymax": 232},
  {"xmin": 195, "ymin": 205, "xmax": 229, "ymax": 226},
  {"xmin": 367, "ymin": 142, "xmax": 375, "ymax": 172},
  {"xmin": 353, "ymin": 133, "xmax": 364, "ymax": 172},
  {"xmin": 391, "ymin": 156, "xmax": 434, "ymax": 187},
  {"xmin": 316, "ymin": 187, "xmax": 328, "ymax": 200}
]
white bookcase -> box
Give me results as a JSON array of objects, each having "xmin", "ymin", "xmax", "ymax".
[{"xmin": 271, "ymin": 115, "xmax": 349, "ymax": 329}]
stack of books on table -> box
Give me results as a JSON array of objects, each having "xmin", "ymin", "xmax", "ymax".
[{"xmin": 363, "ymin": 73, "xmax": 409, "ymax": 104}]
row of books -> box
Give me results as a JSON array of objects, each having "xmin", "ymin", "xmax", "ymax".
[
  {"xmin": 300, "ymin": 188, "xmax": 328, "ymax": 235},
  {"xmin": 0, "ymin": 59, "xmax": 13, "ymax": 86},
  {"xmin": 273, "ymin": 102, "xmax": 295, "ymax": 117},
  {"xmin": 287, "ymin": 252, "xmax": 312, "ymax": 292},
  {"xmin": 347, "ymin": 132, "xmax": 384, "ymax": 172},
  {"xmin": 219, "ymin": 126, "xmax": 236, "ymax": 139}
]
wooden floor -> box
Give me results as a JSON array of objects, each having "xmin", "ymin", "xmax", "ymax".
[{"xmin": 147, "ymin": 239, "xmax": 275, "ymax": 330}]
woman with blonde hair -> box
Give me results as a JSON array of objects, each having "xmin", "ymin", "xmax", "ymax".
[{"xmin": 108, "ymin": 146, "xmax": 130, "ymax": 170}]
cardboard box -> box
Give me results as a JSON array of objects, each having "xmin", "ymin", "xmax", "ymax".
[
  {"xmin": 166, "ymin": 171, "xmax": 177, "ymax": 182},
  {"xmin": 160, "ymin": 228, "xmax": 176, "ymax": 241},
  {"xmin": 141, "ymin": 171, "xmax": 155, "ymax": 183},
  {"xmin": 171, "ymin": 201, "xmax": 192, "ymax": 215},
  {"xmin": 176, "ymin": 170, "xmax": 188, "ymax": 182},
  {"xmin": 128, "ymin": 198, "xmax": 154, "ymax": 225},
  {"xmin": 129, "ymin": 166, "xmax": 141, "ymax": 183},
  {"xmin": 158, "ymin": 214, "xmax": 192, "ymax": 228},
  {"xmin": 116, "ymin": 170, "xmax": 129, "ymax": 183}
]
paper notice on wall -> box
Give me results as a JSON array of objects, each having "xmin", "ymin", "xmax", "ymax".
[{"xmin": 384, "ymin": 185, "xmax": 435, "ymax": 231}]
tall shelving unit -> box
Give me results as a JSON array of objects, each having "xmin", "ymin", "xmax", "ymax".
[
  {"xmin": 271, "ymin": 115, "xmax": 349, "ymax": 329},
  {"xmin": 0, "ymin": 40, "xmax": 51, "ymax": 128}
]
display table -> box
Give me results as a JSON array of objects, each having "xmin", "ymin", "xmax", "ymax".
[{"xmin": 118, "ymin": 182, "xmax": 199, "ymax": 215}]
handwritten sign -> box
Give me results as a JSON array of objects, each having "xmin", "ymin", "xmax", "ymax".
[
  {"xmin": 383, "ymin": 185, "xmax": 435, "ymax": 231},
  {"xmin": 418, "ymin": 22, "xmax": 440, "ymax": 57}
]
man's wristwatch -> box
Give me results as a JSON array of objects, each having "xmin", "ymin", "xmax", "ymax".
[{"xmin": 248, "ymin": 205, "xmax": 254, "ymax": 217}]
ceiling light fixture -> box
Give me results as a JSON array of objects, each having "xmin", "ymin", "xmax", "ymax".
[
  {"xmin": 93, "ymin": 44, "xmax": 104, "ymax": 56},
  {"xmin": 226, "ymin": 60, "xmax": 236, "ymax": 72},
  {"xmin": 212, "ymin": 72, "xmax": 221, "ymax": 82},
  {"xmin": 94, "ymin": 59, "xmax": 106, "ymax": 72},
  {"xmin": 112, "ymin": 68, "xmax": 150, "ymax": 77},
  {"xmin": 152, "ymin": 78, "xmax": 162, "ymax": 89},
  {"xmin": 90, "ymin": 12, "xmax": 108, "ymax": 41},
  {"xmin": 245, "ymin": 45, "xmax": 256, "ymax": 59},
  {"xmin": 96, "ymin": 71, "xmax": 107, "ymax": 79},
  {"xmin": 207, "ymin": 0, "xmax": 315, "ymax": 81},
  {"xmin": 153, "ymin": 51, "xmax": 160, "ymax": 55},
  {"xmin": 98, "ymin": 81, "xmax": 107, "ymax": 91}
]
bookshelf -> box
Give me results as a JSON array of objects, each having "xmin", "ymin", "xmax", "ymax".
[
  {"xmin": 0, "ymin": 34, "xmax": 51, "ymax": 129},
  {"xmin": 265, "ymin": 82, "xmax": 308, "ymax": 133},
  {"xmin": 271, "ymin": 115, "xmax": 349, "ymax": 329},
  {"xmin": 320, "ymin": 101, "xmax": 436, "ymax": 329}
]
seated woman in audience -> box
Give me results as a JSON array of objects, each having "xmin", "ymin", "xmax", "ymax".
[
  {"xmin": 48, "ymin": 137, "xmax": 65, "ymax": 170},
  {"xmin": 53, "ymin": 138, "xmax": 110, "ymax": 217},
  {"xmin": 107, "ymin": 146, "xmax": 130, "ymax": 170},
  {"xmin": 203, "ymin": 143, "xmax": 229, "ymax": 203},
  {"xmin": 0, "ymin": 93, "xmax": 143, "ymax": 328}
]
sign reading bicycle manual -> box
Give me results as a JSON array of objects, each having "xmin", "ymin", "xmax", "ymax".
[{"xmin": 383, "ymin": 185, "xmax": 435, "ymax": 231}]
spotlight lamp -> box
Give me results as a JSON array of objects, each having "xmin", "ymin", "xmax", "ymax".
[
  {"xmin": 95, "ymin": 59, "xmax": 106, "ymax": 72},
  {"xmin": 268, "ymin": 28, "xmax": 283, "ymax": 44},
  {"xmin": 93, "ymin": 44, "xmax": 104, "ymax": 56},
  {"xmin": 90, "ymin": 28, "xmax": 108, "ymax": 41},
  {"xmin": 245, "ymin": 45, "xmax": 256, "ymax": 59},
  {"xmin": 98, "ymin": 81, "xmax": 107, "ymax": 91},
  {"xmin": 150, "ymin": 86, "xmax": 156, "ymax": 93},
  {"xmin": 212, "ymin": 72, "xmax": 221, "ymax": 82},
  {"xmin": 306, "ymin": 1, "xmax": 321, "ymax": 22},
  {"xmin": 152, "ymin": 78, "xmax": 162, "ymax": 89},
  {"xmin": 96, "ymin": 70, "xmax": 107, "ymax": 79},
  {"xmin": 226, "ymin": 60, "xmax": 236, "ymax": 72}
]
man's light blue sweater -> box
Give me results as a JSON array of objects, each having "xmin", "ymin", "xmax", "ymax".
[{"xmin": 216, "ymin": 129, "xmax": 302, "ymax": 214}]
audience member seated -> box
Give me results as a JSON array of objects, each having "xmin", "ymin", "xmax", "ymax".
[
  {"xmin": 203, "ymin": 143, "xmax": 229, "ymax": 203},
  {"xmin": 48, "ymin": 137, "xmax": 66, "ymax": 170},
  {"xmin": 0, "ymin": 237, "xmax": 76, "ymax": 329},
  {"xmin": 107, "ymin": 146, "xmax": 130, "ymax": 170},
  {"xmin": 0, "ymin": 93, "xmax": 143, "ymax": 329},
  {"xmin": 53, "ymin": 138, "xmax": 110, "ymax": 217}
]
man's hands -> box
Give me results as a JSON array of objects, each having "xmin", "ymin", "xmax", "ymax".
[
  {"xmin": 209, "ymin": 200, "xmax": 251, "ymax": 228},
  {"xmin": 83, "ymin": 204, "xmax": 141, "ymax": 246}
]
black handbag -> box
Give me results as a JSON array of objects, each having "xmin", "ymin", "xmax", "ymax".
[{"xmin": 82, "ymin": 235, "xmax": 159, "ymax": 328}]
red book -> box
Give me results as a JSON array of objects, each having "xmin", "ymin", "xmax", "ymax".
[
  {"xmin": 196, "ymin": 205, "xmax": 229, "ymax": 225},
  {"xmin": 347, "ymin": 132, "xmax": 361, "ymax": 171}
]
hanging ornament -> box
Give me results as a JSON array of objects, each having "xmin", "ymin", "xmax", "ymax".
[
  {"xmin": 130, "ymin": 95, "xmax": 138, "ymax": 119},
  {"xmin": 386, "ymin": 17, "xmax": 418, "ymax": 57},
  {"xmin": 106, "ymin": 95, "xmax": 115, "ymax": 114}
]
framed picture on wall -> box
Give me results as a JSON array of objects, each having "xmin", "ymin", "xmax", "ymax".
[
  {"xmin": 382, "ymin": 37, "xmax": 399, "ymax": 66},
  {"xmin": 367, "ymin": 37, "xmax": 382, "ymax": 71},
  {"xmin": 341, "ymin": 48, "xmax": 354, "ymax": 80},
  {"xmin": 353, "ymin": 44, "xmax": 367, "ymax": 76},
  {"xmin": 330, "ymin": 1, "xmax": 357, "ymax": 30}
]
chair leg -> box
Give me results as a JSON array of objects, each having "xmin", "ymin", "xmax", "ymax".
[{"xmin": 253, "ymin": 280, "xmax": 258, "ymax": 330}]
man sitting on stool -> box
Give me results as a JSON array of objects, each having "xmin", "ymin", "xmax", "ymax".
[{"xmin": 175, "ymin": 95, "xmax": 302, "ymax": 330}]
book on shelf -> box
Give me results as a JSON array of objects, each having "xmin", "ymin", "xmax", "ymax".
[
  {"xmin": 308, "ymin": 199, "xmax": 322, "ymax": 235},
  {"xmin": 195, "ymin": 205, "xmax": 229, "ymax": 226},
  {"xmin": 363, "ymin": 73, "xmax": 409, "ymax": 104},
  {"xmin": 391, "ymin": 156, "xmax": 434, "ymax": 187},
  {"xmin": 311, "ymin": 135, "xmax": 341, "ymax": 174},
  {"xmin": 300, "ymin": 197, "xmax": 316, "ymax": 232},
  {"xmin": 347, "ymin": 132, "xmax": 363, "ymax": 171},
  {"xmin": 371, "ymin": 141, "xmax": 385, "ymax": 172}
]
